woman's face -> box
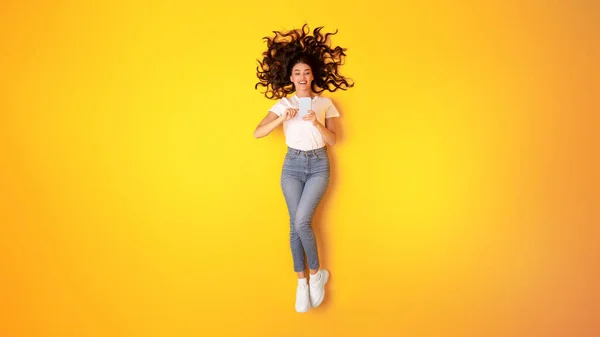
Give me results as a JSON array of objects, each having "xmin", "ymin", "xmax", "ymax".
[{"xmin": 290, "ymin": 62, "xmax": 314, "ymax": 91}]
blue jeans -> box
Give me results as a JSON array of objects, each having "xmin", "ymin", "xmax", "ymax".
[{"xmin": 280, "ymin": 146, "xmax": 330, "ymax": 272}]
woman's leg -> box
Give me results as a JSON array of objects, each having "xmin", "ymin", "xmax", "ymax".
[
  {"xmin": 281, "ymin": 175, "xmax": 307, "ymax": 275},
  {"xmin": 281, "ymin": 171, "xmax": 314, "ymax": 313},
  {"xmin": 293, "ymin": 170, "xmax": 330, "ymax": 273}
]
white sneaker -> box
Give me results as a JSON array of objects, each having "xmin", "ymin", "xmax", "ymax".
[
  {"xmin": 295, "ymin": 282, "xmax": 310, "ymax": 312},
  {"xmin": 309, "ymin": 269, "xmax": 329, "ymax": 308}
]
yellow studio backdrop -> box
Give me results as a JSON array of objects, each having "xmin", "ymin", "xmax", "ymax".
[{"xmin": 1, "ymin": 1, "xmax": 598, "ymax": 337}]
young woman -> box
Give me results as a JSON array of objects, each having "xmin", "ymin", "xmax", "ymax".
[{"xmin": 254, "ymin": 24, "xmax": 354, "ymax": 312}]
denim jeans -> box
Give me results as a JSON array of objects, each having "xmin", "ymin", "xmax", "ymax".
[{"xmin": 280, "ymin": 146, "xmax": 330, "ymax": 272}]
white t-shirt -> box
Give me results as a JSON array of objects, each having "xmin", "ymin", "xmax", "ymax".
[{"xmin": 269, "ymin": 94, "xmax": 340, "ymax": 151}]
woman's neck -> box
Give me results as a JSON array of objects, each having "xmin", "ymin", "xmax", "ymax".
[{"xmin": 295, "ymin": 90, "xmax": 313, "ymax": 98}]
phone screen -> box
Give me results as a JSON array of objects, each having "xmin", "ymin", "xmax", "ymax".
[{"xmin": 298, "ymin": 97, "xmax": 312, "ymax": 117}]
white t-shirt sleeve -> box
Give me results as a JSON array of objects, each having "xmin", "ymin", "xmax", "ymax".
[
  {"xmin": 268, "ymin": 99, "xmax": 287, "ymax": 116},
  {"xmin": 325, "ymin": 100, "xmax": 341, "ymax": 118}
]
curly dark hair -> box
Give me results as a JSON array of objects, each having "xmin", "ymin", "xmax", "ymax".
[{"xmin": 255, "ymin": 24, "xmax": 355, "ymax": 100}]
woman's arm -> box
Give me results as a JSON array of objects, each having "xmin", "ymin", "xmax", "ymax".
[
  {"xmin": 254, "ymin": 109, "xmax": 297, "ymax": 138},
  {"xmin": 315, "ymin": 117, "xmax": 337, "ymax": 146},
  {"xmin": 304, "ymin": 111, "xmax": 337, "ymax": 146}
]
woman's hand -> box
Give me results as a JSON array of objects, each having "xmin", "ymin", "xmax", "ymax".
[
  {"xmin": 280, "ymin": 108, "xmax": 298, "ymax": 121},
  {"xmin": 302, "ymin": 110, "xmax": 320, "ymax": 126}
]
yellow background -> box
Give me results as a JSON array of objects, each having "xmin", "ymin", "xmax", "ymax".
[{"xmin": 1, "ymin": 1, "xmax": 598, "ymax": 336}]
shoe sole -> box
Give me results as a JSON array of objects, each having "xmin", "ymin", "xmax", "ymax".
[
  {"xmin": 296, "ymin": 306, "xmax": 309, "ymax": 313},
  {"xmin": 310, "ymin": 269, "xmax": 329, "ymax": 308}
]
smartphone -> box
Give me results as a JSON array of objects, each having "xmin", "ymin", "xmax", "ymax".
[{"xmin": 298, "ymin": 97, "xmax": 312, "ymax": 117}]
